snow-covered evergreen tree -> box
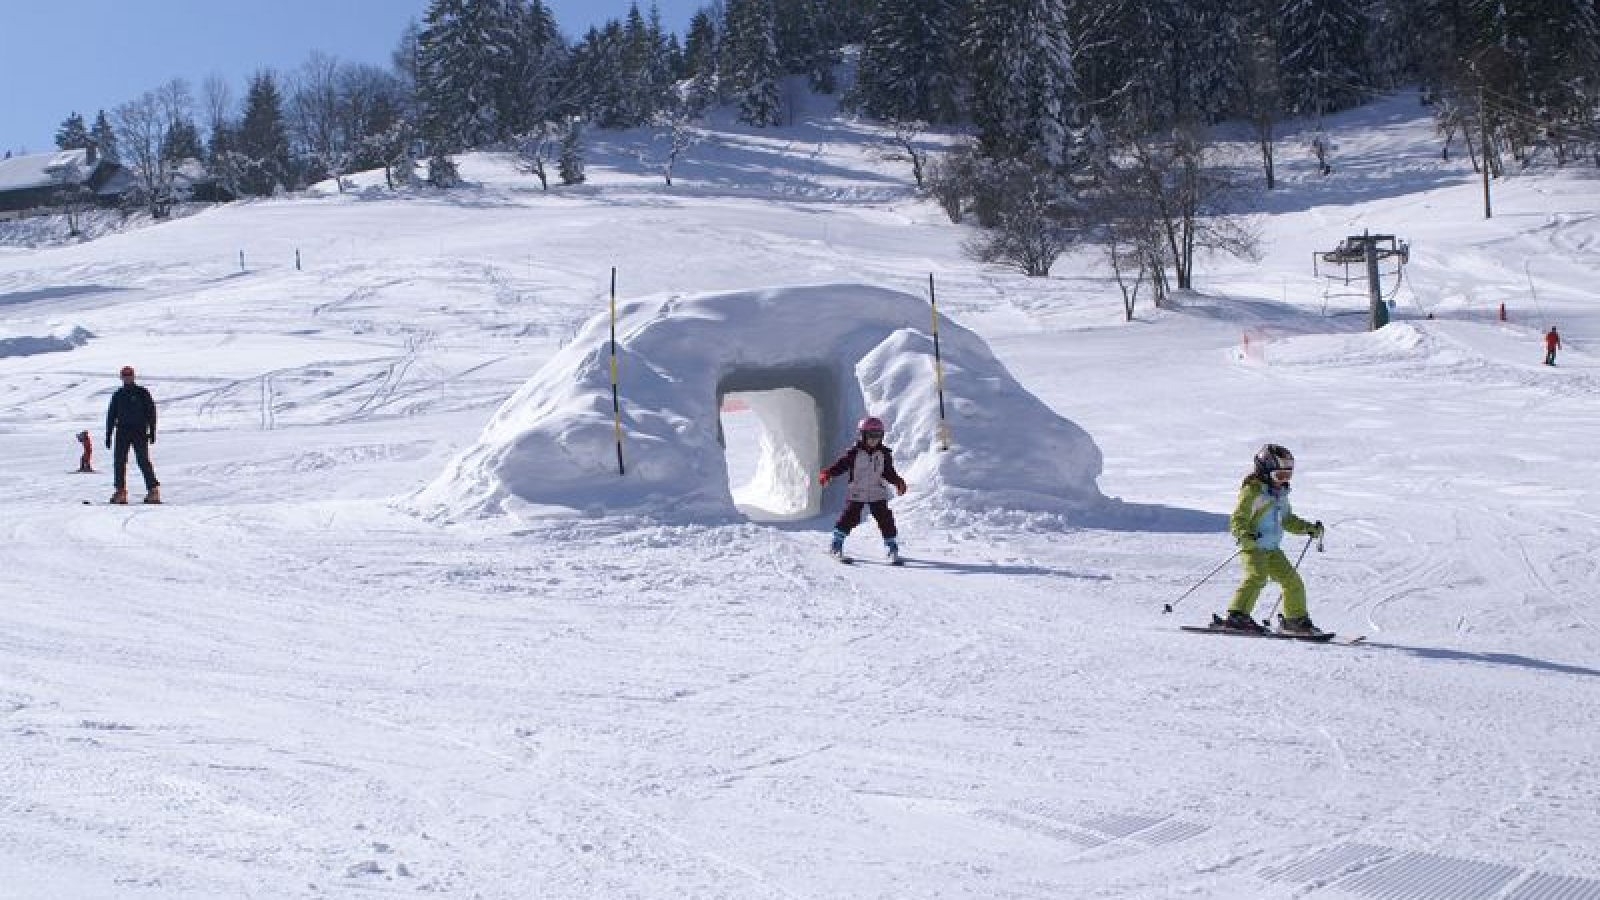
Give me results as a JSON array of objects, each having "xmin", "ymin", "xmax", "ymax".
[
  {"xmin": 966, "ymin": 0, "xmax": 1079, "ymax": 167},
  {"xmin": 568, "ymin": 23, "xmax": 630, "ymax": 127},
  {"xmin": 55, "ymin": 113, "xmax": 92, "ymax": 151},
  {"xmin": 1277, "ymin": 0, "xmax": 1370, "ymax": 117},
  {"xmin": 722, "ymin": 0, "xmax": 784, "ymax": 126},
  {"xmin": 500, "ymin": 0, "xmax": 567, "ymax": 136},
  {"xmin": 91, "ymin": 110, "xmax": 119, "ymax": 163},
  {"xmin": 682, "ymin": 10, "xmax": 721, "ymax": 114},
  {"xmin": 417, "ymin": 0, "xmax": 517, "ymax": 150},
  {"xmin": 774, "ymin": 0, "xmax": 841, "ymax": 93},
  {"xmin": 237, "ymin": 72, "xmax": 292, "ymax": 196},
  {"xmin": 853, "ymin": 0, "xmax": 965, "ymax": 124}
]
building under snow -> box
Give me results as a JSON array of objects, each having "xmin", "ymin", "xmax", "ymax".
[{"xmin": 0, "ymin": 147, "xmax": 131, "ymax": 217}]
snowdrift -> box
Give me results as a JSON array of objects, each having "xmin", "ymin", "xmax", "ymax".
[{"xmin": 412, "ymin": 283, "xmax": 1104, "ymax": 521}]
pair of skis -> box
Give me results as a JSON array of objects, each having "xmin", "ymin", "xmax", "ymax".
[
  {"xmin": 1182, "ymin": 614, "xmax": 1363, "ymax": 645},
  {"xmin": 831, "ymin": 549, "xmax": 905, "ymax": 567}
]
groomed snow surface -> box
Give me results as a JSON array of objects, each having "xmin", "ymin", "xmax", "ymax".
[{"xmin": 2, "ymin": 91, "xmax": 1599, "ymax": 899}]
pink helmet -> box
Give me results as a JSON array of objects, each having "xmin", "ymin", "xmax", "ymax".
[{"xmin": 857, "ymin": 416, "xmax": 885, "ymax": 435}]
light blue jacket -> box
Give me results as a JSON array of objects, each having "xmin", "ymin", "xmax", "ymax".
[{"xmin": 1230, "ymin": 476, "xmax": 1314, "ymax": 551}]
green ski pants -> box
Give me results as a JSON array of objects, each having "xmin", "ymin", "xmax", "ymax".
[{"xmin": 1228, "ymin": 548, "xmax": 1307, "ymax": 619}]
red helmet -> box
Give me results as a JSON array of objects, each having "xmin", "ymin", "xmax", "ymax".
[
  {"xmin": 857, "ymin": 416, "xmax": 885, "ymax": 436},
  {"xmin": 119, "ymin": 365, "xmax": 135, "ymax": 377}
]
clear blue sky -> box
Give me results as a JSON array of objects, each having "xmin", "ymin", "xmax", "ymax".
[{"xmin": 0, "ymin": 0, "xmax": 701, "ymax": 155}]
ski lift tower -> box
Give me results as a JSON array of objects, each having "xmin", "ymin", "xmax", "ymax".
[{"xmin": 1315, "ymin": 231, "xmax": 1410, "ymax": 329}]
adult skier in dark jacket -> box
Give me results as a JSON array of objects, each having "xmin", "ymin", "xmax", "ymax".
[{"xmin": 105, "ymin": 365, "xmax": 161, "ymax": 504}]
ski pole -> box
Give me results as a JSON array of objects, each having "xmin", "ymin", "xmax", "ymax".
[
  {"xmin": 1163, "ymin": 549, "xmax": 1243, "ymax": 614},
  {"xmin": 1262, "ymin": 533, "xmax": 1318, "ymax": 626}
]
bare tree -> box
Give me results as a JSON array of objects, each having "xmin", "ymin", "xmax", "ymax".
[
  {"xmin": 1238, "ymin": 30, "xmax": 1282, "ymax": 189},
  {"xmin": 290, "ymin": 52, "xmax": 357, "ymax": 191},
  {"xmin": 49, "ymin": 157, "xmax": 94, "ymax": 237},
  {"xmin": 512, "ymin": 121, "xmax": 564, "ymax": 190},
  {"xmin": 364, "ymin": 119, "xmax": 418, "ymax": 189},
  {"xmin": 961, "ymin": 159, "xmax": 1078, "ymax": 277},
  {"xmin": 647, "ymin": 108, "xmax": 701, "ymax": 186},
  {"xmin": 1101, "ymin": 217, "xmax": 1152, "ymax": 320},
  {"xmin": 1106, "ymin": 128, "xmax": 1259, "ymax": 292},
  {"xmin": 924, "ymin": 144, "xmax": 978, "ymax": 223},
  {"xmin": 199, "ymin": 75, "xmax": 243, "ymax": 200},
  {"xmin": 114, "ymin": 80, "xmax": 191, "ymax": 218},
  {"xmin": 881, "ymin": 118, "xmax": 931, "ymax": 188}
]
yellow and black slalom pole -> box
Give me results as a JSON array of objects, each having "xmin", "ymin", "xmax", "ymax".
[
  {"xmin": 929, "ymin": 273, "xmax": 951, "ymax": 451},
  {"xmin": 609, "ymin": 267, "xmax": 626, "ymax": 475}
]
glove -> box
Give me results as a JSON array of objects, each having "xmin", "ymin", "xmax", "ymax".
[
  {"xmin": 1310, "ymin": 521, "xmax": 1325, "ymax": 538},
  {"xmin": 818, "ymin": 471, "xmax": 831, "ymax": 486},
  {"xmin": 105, "ymin": 435, "xmax": 112, "ymax": 450},
  {"xmin": 1239, "ymin": 532, "xmax": 1260, "ymax": 551},
  {"xmin": 148, "ymin": 431, "xmax": 156, "ymax": 444},
  {"xmin": 895, "ymin": 480, "xmax": 907, "ymax": 496}
]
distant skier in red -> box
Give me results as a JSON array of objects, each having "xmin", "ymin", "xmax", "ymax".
[
  {"xmin": 1545, "ymin": 326, "xmax": 1561, "ymax": 366},
  {"xmin": 819, "ymin": 416, "xmax": 908, "ymax": 563},
  {"xmin": 75, "ymin": 430, "xmax": 95, "ymax": 473}
]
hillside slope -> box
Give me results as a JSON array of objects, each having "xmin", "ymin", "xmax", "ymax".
[{"xmin": 1, "ymin": 91, "xmax": 1598, "ymax": 899}]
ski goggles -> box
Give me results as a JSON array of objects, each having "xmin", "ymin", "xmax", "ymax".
[
  {"xmin": 1269, "ymin": 468, "xmax": 1294, "ymax": 484},
  {"xmin": 861, "ymin": 431, "xmax": 884, "ymax": 441}
]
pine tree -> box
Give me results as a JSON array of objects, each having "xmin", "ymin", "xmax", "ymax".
[
  {"xmin": 237, "ymin": 72, "xmax": 292, "ymax": 196},
  {"xmin": 91, "ymin": 110, "xmax": 119, "ymax": 163},
  {"xmin": 569, "ymin": 23, "xmax": 630, "ymax": 127},
  {"xmin": 501, "ymin": 0, "xmax": 567, "ymax": 136},
  {"xmin": 616, "ymin": 4, "xmax": 666, "ymax": 126},
  {"xmin": 162, "ymin": 119, "xmax": 204, "ymax": 165},
  {"xmin": 854, "ymin": 0, "xmax": 965, "ymax": 123},
  {"xmin": 1464, "ymin": 0, "xmax": 1600, "ymax": 163},
  {"xmin": 966, "ymin": 0, "xmax": 1079, "ymax": 167},
  {"xmin": 1277, "ymin": 0, "xmax": 1370, "ymax": 117},
  {"xmin": 417, "ymin": 0, "xmax": 518, "ymax": 150},
  {"xmin": 722, "ymin": 0, "xmax": 783, "ymax": 126},
  {"xmin": 774, "ymin": 0, "xmax": 841, "ymax": 93},
  {"xmin": 56, "ymin": 112, "xmax": 92, "ymax": 150},
  {"xmin": 683, "ymin": 11, "xmax": 721, "ymax": 113}
]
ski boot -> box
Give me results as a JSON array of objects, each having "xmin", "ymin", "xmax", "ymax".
[
  {"xmin": 109, "ymin": 488, "xmax": 128, "ymax": 505},
  {"xmin": 1217, "ymin": 609, "xmax": 1267, "ymax": 633},
  {"xmin": 1277, "ymin": 614, "xmax": 1323, "ymax": 636},
  {"xmin": 885, "ymin": 539, "xmax": 902, "ymax": 565},
  {"xmin": 829, "ymin": 528, "xmax": 847, "ymax": 559},
  {"xmin": 143, "ymin": 486, "xmax": 162, "ymax": 505}
]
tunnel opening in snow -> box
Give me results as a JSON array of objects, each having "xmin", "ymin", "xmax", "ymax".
[{"xmin": 717, "ymin": 367, "xmax": 837, "ymax": 521}]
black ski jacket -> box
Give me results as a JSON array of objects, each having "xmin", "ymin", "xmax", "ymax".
[{"xmin": 106, "ymin": 384, "xmax": 158, "ymax": 440}]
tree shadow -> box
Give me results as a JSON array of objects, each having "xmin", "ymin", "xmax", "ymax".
[{"xmin": 1358, "ymin": 641, "xmax": 1600, "ymax": 678}]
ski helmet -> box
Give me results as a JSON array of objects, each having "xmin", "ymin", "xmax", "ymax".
[
  {"xmin": 119, "ymin": 365, "xmax": 135, "ymax": 377},
  {"xmin": 1253, "ymin": 443, "xmax": 1294, "ymax": 481},
  {"xmin": 857, "ymin": 416, "xmax": 885, "ymax": 437}
]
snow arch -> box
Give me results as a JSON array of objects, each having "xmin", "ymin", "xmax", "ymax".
[{"xmin": 412, "ymin": 284, "xmax": 1105, "ymax": 522}]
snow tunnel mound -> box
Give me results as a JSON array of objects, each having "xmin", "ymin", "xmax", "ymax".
[{"xmin": 412, "ymin": 283, "xmax": 1105, "ymax": 522}]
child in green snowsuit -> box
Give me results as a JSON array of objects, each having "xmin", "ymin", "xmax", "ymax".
[{"xmin": 1222, "ymin": 444, "xmax": 1325, "ymax": 634}]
